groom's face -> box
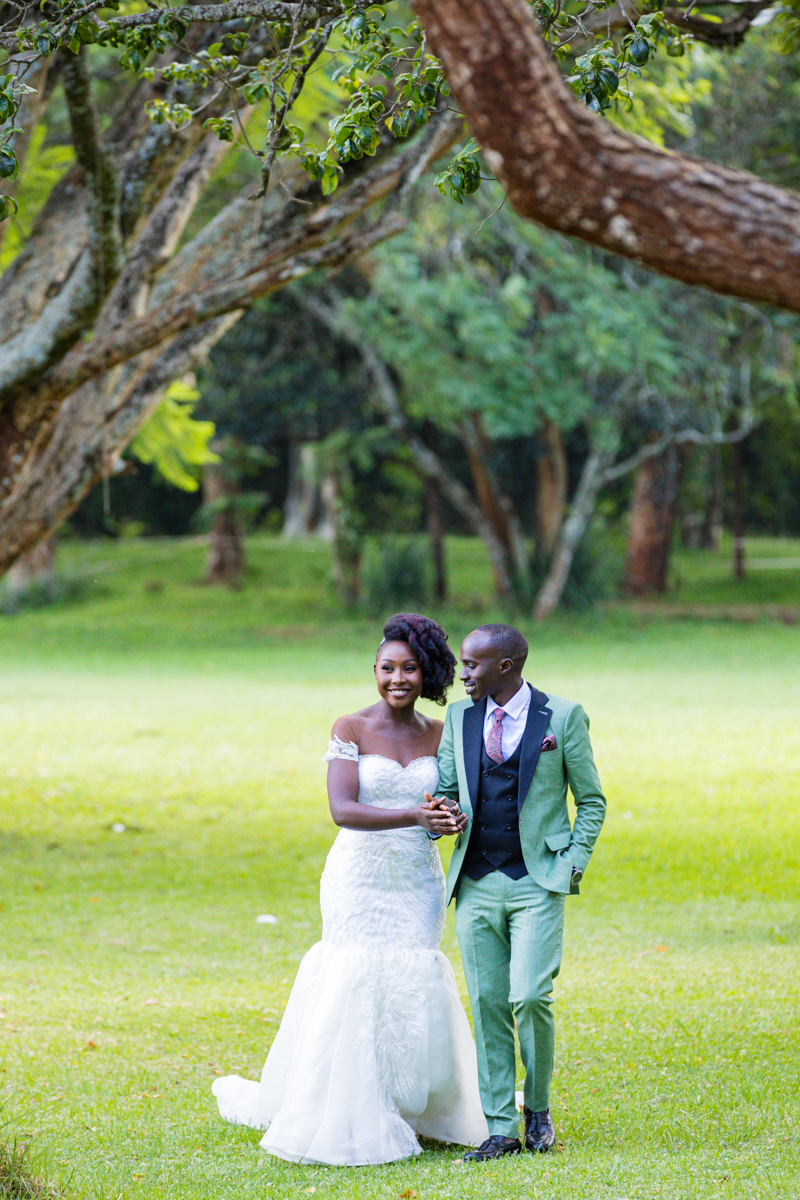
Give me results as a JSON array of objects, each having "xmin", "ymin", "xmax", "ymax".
[{"xmin": 459, "ymin": 631, "xmax": 511, "ymax": 702}]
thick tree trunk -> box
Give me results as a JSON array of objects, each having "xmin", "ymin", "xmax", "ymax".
[
  {"xmin": 202, "ymin": 456, "xmax": 243, "ymax": 586},
  {"xmin": 623, "ymin": 444, "xmax": 682, "ymax": 595},
  {"xmin": 0, "ymin": 126, "xmax": 453, "ymax": 577},
  {"xmin": 6, "ymin": 537, "xmax": 55, "ymax": 587},
  {"xmin": 0, "ymin": 314, "xmax": 240, "ymax": 576},
  {"xmin": 413, "ymin": 0, "xmax": 800, "ymax": 313},
  {"xmin": 425, "ymin": 478, "xmax": 448, "ymax": 601},
  {"xmin": 535, "ymin": 417, "xmax": 568, "ymax": 556},
  {"xmin": 0, "ymin": 92, "xmax": 457, "ymax": 578}
]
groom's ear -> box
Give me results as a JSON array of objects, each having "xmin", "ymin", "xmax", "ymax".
[{"xmin": 498, "ymin": 657, "xmax": 514, "ymax": 675}]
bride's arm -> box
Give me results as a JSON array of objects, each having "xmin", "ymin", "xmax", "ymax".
[{"xmin": 326, "ymin": 759, "xmax": 460, "ymax": 834}]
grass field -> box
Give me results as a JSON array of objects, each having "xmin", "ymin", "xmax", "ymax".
[{"xmin": 1, "ymin": 536, "xmax": 799, "ymax": 1200}]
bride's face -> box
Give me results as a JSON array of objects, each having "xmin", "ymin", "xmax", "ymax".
[{"xmin": 374, "ymin": 640, "xmax": 424, "ymax": 710}]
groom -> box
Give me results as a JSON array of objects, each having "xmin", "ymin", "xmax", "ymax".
[{"xmin": 432, "ymin": 623, "xmax": 606, "ymax": 1159}]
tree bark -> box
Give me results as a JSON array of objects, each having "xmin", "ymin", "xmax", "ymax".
[
  {"xmin": 730, "ymin": 437, "xmax": 746, "ymax": 579},
  {"xmin": 535, "ymin": 417, "xmax": 567, "ymax": 556},
  {"xmin": 623, "ymin": 443, "xmax": 682, "ymax": 595},
  {"xmin": 425, "ymin": 477, "xmax": 447, "ymax": 601},
  {"xmin": 534, "ymin": 446, "xmax": 611, "ymax": 621},
  {"xmin": 0, "ymin": 313, "xmax": 240, "ymax": 576},
  {"xmin": 458, "ymin": 410, "xmax": 529, "ymax": 593},
  {"xmin": 6, "ymin": 537, "xmax": 55, "ymax": 587},
  {"xmin": 282, "ymin": 440, "xmax": 322, "ymax": 537},
  {"xmin": 0, "ymin": 120, "xmax": 454, "ymax": 576},
  {"xmin": 202, "ymin": 453, "xmax": 243, "ymax": 586},
  {"xmin": 702, "ymin": 447, "xmax": 724, "ymax": 550},
  {"xmin": 413, "ymin": 0, "xmax": 800, "ymax": 314}
]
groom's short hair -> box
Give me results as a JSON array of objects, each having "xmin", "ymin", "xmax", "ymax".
[{"xmin": 476, "ymin": 623, "xmax": 528, "ymax": 667}]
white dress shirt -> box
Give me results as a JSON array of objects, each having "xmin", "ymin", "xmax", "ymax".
[{"xmin": 484, "ymin": 680, "xmax": 531, "ymax": 761}]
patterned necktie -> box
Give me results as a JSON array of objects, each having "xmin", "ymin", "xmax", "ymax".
[{"xmin": 486, "ymin": 708, "xmax": 506, "ymax": 764}]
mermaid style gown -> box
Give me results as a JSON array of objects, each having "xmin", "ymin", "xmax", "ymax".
[{"xmin": 212, "ymin": 721, "xmax": 488, "ymax": 1166}]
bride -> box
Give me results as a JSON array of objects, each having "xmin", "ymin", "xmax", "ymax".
[{"xmin": 212, "ymin": 612, "xmax": 488, "ymax": 1165}]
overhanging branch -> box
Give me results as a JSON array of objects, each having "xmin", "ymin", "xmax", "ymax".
[{"xmin": 413, "ymin": 0, "xmax": 800, "ymax": 314}]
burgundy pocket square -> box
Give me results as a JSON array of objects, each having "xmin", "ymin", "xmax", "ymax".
[{"xmin": 541, "ymin": 734, "xmax": 557, "ymax": 752}]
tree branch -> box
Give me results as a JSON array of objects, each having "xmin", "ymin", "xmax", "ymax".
[
  {"xmin": 0, "ymin": 122, "xmax": 454, "ymax": 505},
  {"xmin": 413, "ymin": 0, "xmax": 800, "ymax": 314},
  {"xmin": 602, "ymin": 413, "xmax": 757, "ymax": 482},
  {"xmin": 0, "ymin": 0, "xmax": 350, "ymax": 53},
  {"xmin": 62, "ymin": 47, "xmax": 122, "ymax": 291}
]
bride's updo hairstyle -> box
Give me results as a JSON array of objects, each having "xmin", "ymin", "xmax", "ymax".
[{"xmin": 380, "ymin": 613, "xmax": 457, "ymax": 706}]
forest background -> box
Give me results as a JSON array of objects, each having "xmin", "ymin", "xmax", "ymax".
[{"xmin": 2, "ymin": 18, "xmax": 800, "ymax": 616}]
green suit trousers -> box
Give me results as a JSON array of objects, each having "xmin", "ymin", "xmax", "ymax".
[{"xmin": 455, "ymin": 871, "xmax": 565, "ymax": 1137}]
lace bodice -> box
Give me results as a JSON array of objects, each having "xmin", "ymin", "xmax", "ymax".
[
  {"xmin": 324, "ymin": 736, "xmax": 439, "ymax": 810},
  {"xmin": 320, "ymin": 749, "xmax": 444, "ymax": 951}
]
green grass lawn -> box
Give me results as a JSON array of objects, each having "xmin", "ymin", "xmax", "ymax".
[{"xmin": 0, "ymin": 537, "xmax": 799, "ymax": 1199}]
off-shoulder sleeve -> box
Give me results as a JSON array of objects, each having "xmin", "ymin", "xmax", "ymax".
[{"xmin": 322, "ymin": 719, "xmax": 360, "ymax": 763}]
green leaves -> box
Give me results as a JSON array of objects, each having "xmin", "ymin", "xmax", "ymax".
[
  {"xmin": 570, "ymin": 15, "xmax": 689, "ymax": 114},
  {"xmin": 203, "ymin": 113, "xmax": 235, "ymax": 143},
  {"xmin": 146, "ymin": 98, "xmax": 193, "ymax": 130},
  {"xmin": 0, "ymin": 193, "xmax": 18, "ymax": 222},
  {"xmin": 130, "ymin": 380, "xmax": 218, "ymax": 492},
  {"xmin": 0, "ymin": 145, "xmax": 19, "ymax": 181},
  {"xmin": 570, "ymin": 42, "xmax": 622, "ymax": 112},
  {"xmin": 434, "ymin": 140, "xmax": 482, "ymax": 203}
]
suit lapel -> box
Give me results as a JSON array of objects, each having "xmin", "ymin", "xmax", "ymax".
[
  {"xmin": 462, "ymin": 697, "xmax": 486, "ymax": 815},
  {"xmin": 517, "ymin": 685, "xmax": 552, "ymax": 813}
]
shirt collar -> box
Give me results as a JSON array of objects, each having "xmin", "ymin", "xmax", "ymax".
[{"xmin": 486, "ymin": 680, "xmax": 530, "ymax": 721}]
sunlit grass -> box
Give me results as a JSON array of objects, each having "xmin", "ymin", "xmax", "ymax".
[{"xmin": 0, "ymin": 538, "xmax": 798, "ymax": 1199}]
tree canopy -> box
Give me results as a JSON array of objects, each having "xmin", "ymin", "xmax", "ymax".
[{"xmin": 2, "ymin": 0, "xmax": 800, "ymax": 580}]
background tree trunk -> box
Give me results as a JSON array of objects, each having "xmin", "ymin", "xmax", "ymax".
[
  {"xmin": 282, "ymin": 440, "xmax": 322, "ymax": 538},
  {"xmin": 458, "ymin": 410, "xmax": 529, "ymax": 596},
  {"xmin": 533, "ymin": 446, "xmax": 611, "ymax": 620},
  {"xmin": 323, "ymin": 460, "xmax": 361, "ymax": 606},
  {"xmin": 535, "ymin": 417, "xmax": 568, "ymax": 556},
  {"xmin": 703, "ymin": 447, "xmax": 724, "ymax": 550},
  {"xmin": 425, "ymin": 478, "xmax": 448, "ymax": 601},
  {"xmin": 730, "ymin": 437, "xmax": 746, "ymax": 579},
  {"xmin": 203, "ymin": 455, "xmax": 243, "ymax": 586},
  {"xmin": 623, "ymin": 444, "xmax": 682, "ymax": 595}
]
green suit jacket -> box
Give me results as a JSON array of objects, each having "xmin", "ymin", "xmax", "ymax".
[{"xmin": 437, "ymin": 685, "xmax": 606, "ymax": 906}]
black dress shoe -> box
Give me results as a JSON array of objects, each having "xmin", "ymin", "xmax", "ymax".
[
  {"xmin": 523, "ymin": 1106, "xmax": 556, "ymax": 1153},
  {"xmin": 463, "ymin": 1134, "xmax": 522, "ymax": 1161}
]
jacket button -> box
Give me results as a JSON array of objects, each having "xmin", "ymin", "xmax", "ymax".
[{"xmin": 506, "ymin": 824, "xmax": 512, "ymax": 831}]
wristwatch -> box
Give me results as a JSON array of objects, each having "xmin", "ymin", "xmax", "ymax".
[{"xmin": 571, "ymin": 866, "xmax": 583, "ymax": 884}]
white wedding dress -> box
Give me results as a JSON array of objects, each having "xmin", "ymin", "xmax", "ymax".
[{"xmin": 212, "ymin": 737, "xmax": 488, "ymax": 1165}]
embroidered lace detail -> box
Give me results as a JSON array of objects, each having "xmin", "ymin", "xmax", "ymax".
[{"xmin": 322, "ymin": 735, "xmax": 359, "ymax": 762}]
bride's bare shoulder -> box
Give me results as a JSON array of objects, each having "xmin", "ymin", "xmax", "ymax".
[{"xmin": 330, "ymin": 706, "xmax": 378, "ymax": 738}]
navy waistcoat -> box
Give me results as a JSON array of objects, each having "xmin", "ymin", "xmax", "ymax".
[{"xmin": 461, "ymin": 736, "xmax": 528, "ymax": 881}]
